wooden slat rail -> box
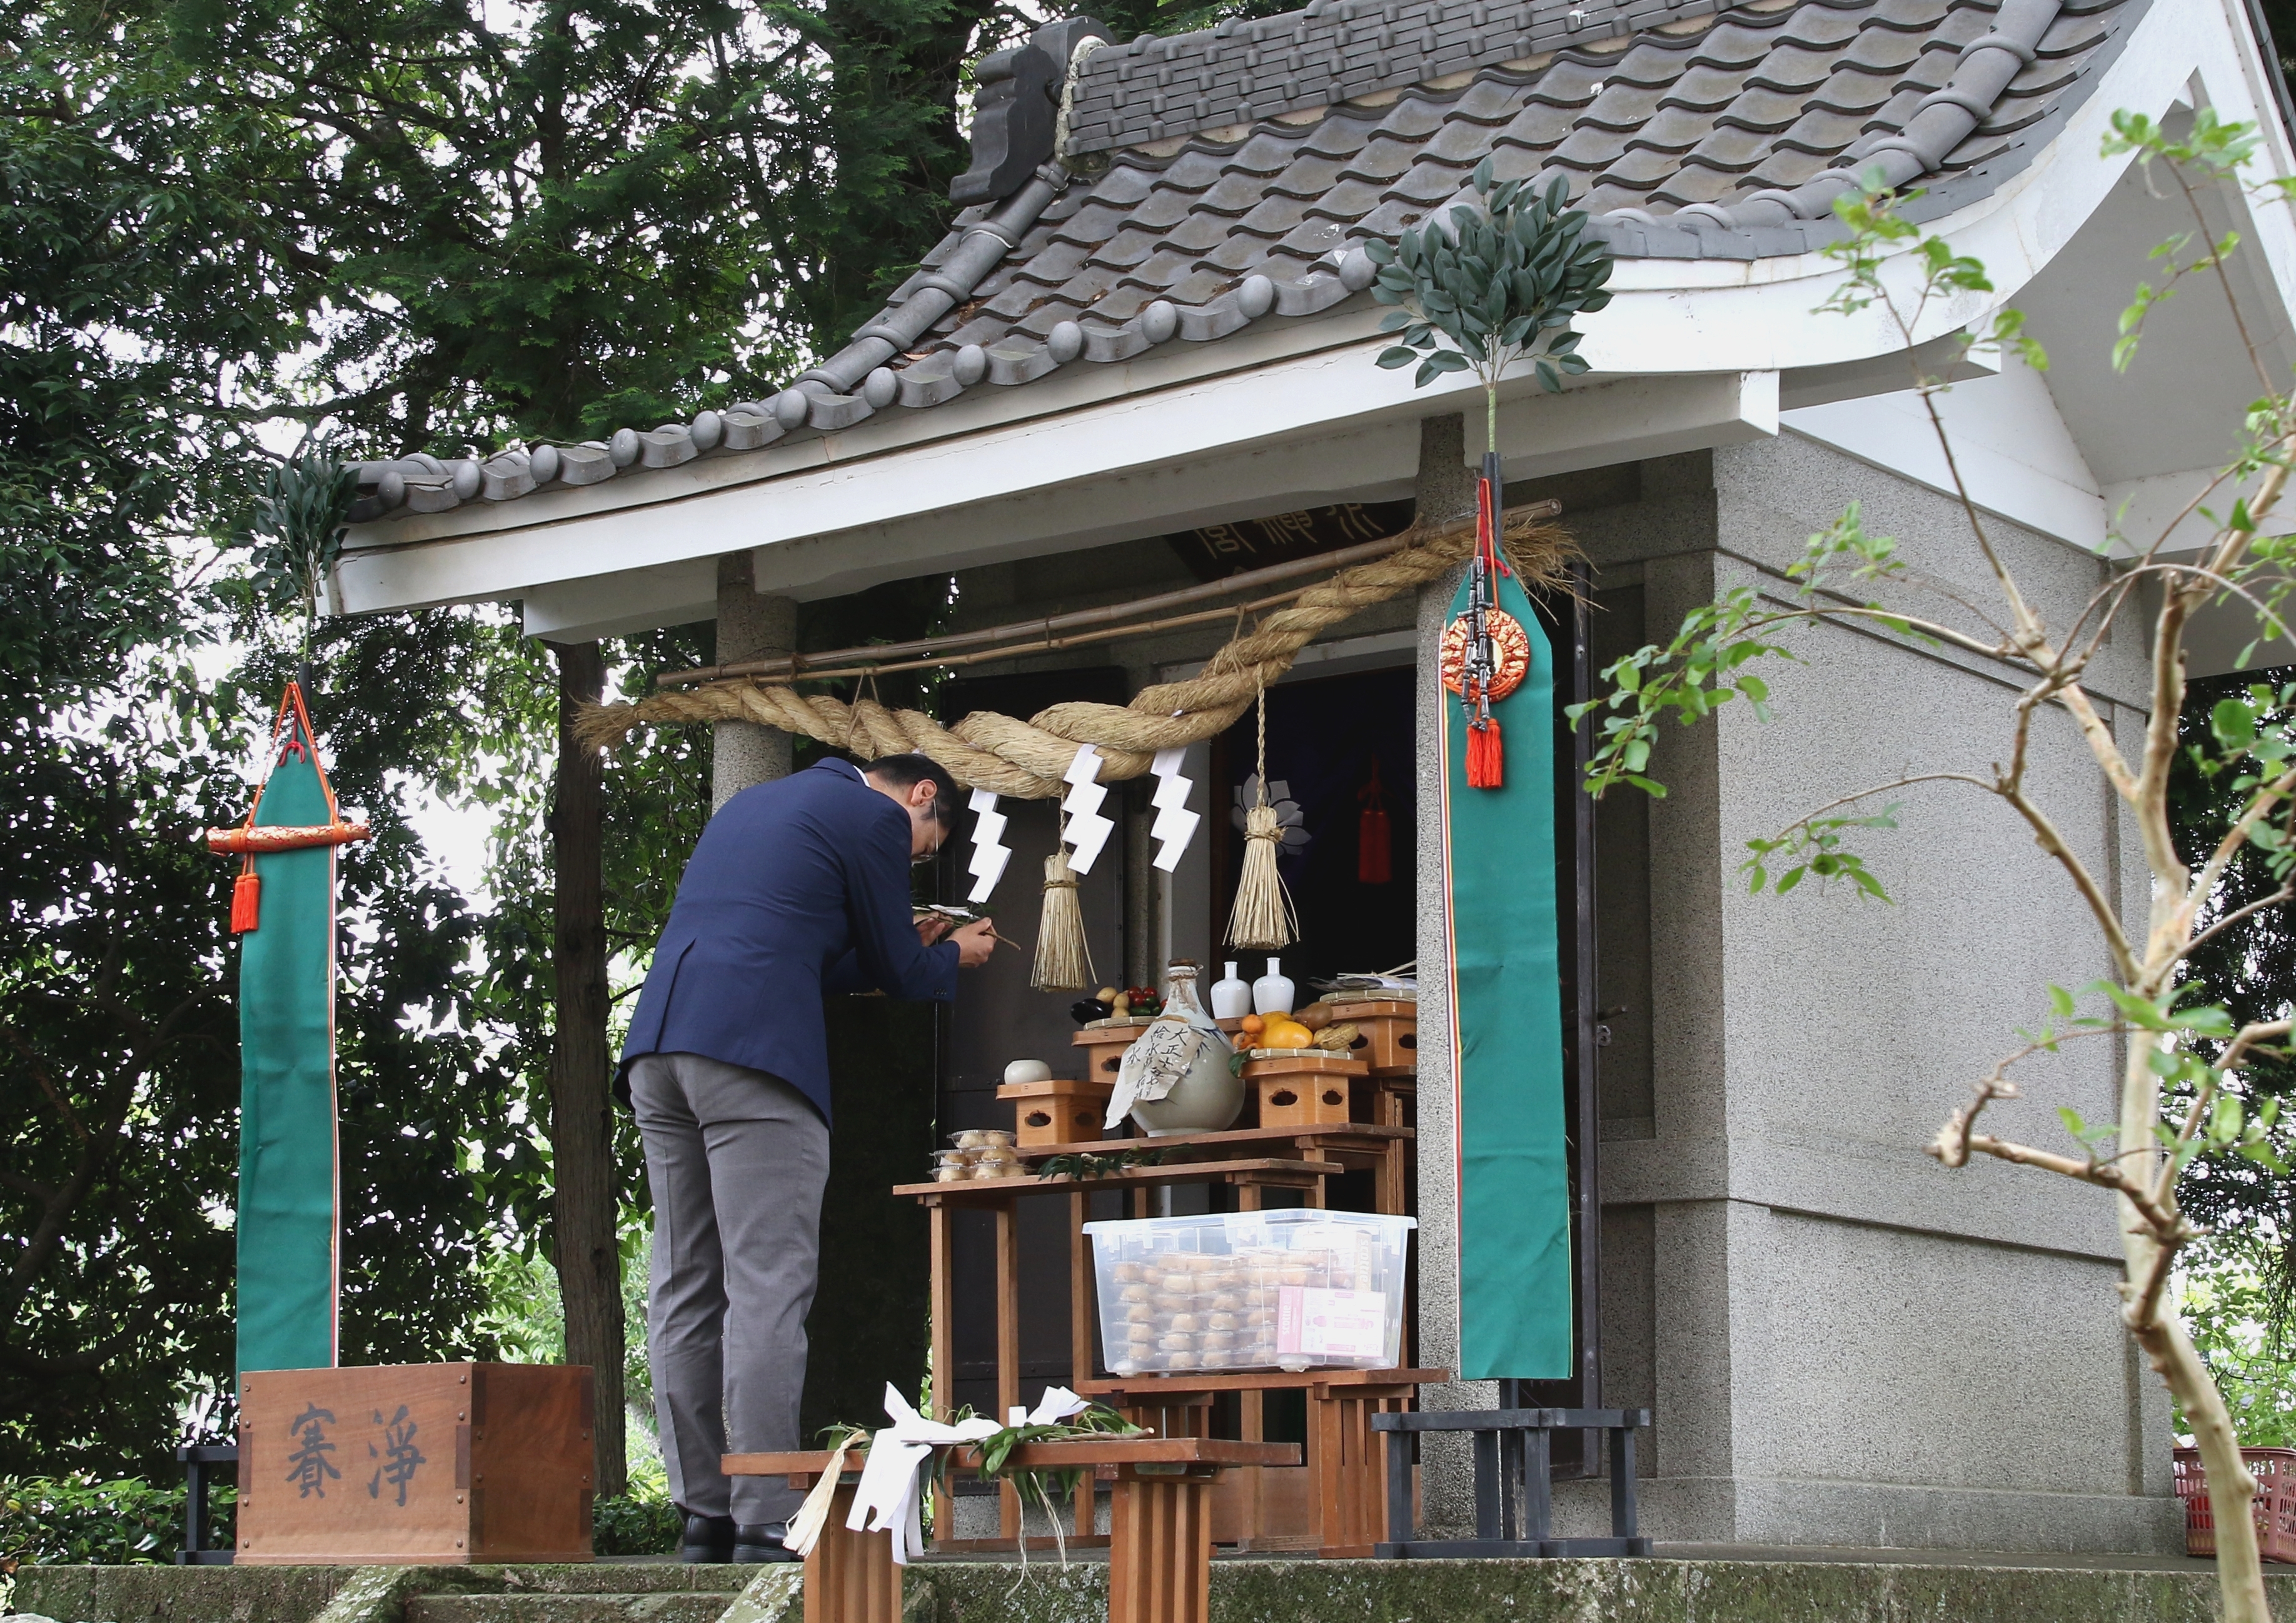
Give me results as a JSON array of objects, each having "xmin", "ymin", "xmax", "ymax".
[
  {"xmin": 726, "ymin": 1439, "xmax": 1299, "ymax": 1623},
  {"xmin": 891, "ymin": 1155, "xmax": 1343, "ymax": 1203},
  {"xmin": 1087, "ymin": 1368, "xmax": 1448, "ymax": 1556}
]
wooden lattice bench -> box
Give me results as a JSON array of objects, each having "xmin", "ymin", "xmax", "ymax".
[{"xmin": 727, "ymin": 1435, "xmax": 1299, "ymax": 1623}]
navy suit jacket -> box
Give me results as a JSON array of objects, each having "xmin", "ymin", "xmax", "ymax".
[{"xmin": 618, "ymin": 758, "xmax": 958, "ymax": 1123}]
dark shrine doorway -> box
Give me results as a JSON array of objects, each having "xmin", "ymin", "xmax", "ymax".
[{"xmin": 1207, "ymin": 665, "xmax": 1418, "ymax": 994}]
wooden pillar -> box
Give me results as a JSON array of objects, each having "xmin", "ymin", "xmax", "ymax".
[
  {"xmin": 1108, "ymin": 1467, "xmax": 1215, "ymax": 1623},
  {"xmin": 713, "ymin": 551, "xmax": 796, "ymax": 808},
  {"xmin": 996, "ymin": 1201, "xmax": 1022, "ymax": 1537},
  {"xmin": 803, "ymin": 1484, "xmax": 900, "ymax": 1623},
  {"xmin": 550, "ymin": 638, "xmax": 625, "ymax": 1497},
  {"xmin": 929, "ymin": 1201, "xmax": 955, "ymax": 1540}
]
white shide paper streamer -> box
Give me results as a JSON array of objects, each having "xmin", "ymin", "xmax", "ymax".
[
  {"xmin": 1060, "ymin": 745, "xmax": 1115, "ymax": 875},
  {"xmin": 1148, "ymin": 746, "xmax": 1200, "ymax": 873},
  {"xmin": 965, "ymin": 787, "xmax": 1010, "ymax": 903}
]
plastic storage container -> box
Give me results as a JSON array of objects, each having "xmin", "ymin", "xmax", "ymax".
[
  {"xmin": 2174, "ymin": 1446, "xmax": 2296, "ymax": 1562},
  {"xmin": 1084, "ymin": 1209, "xmax": 1416, "ymax": 1377}
]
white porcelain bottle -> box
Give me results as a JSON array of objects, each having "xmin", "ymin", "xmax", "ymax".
[
  {"xmin": 1209, "ymin": 960, "xmax": 1252, "ymax": 1019},
  {"xmin": 1251, "ymin": 957, "xmax": 1295, "ymax": 1016}
]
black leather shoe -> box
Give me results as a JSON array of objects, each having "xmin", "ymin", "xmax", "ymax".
[
  {"xmin": 733, "ymin": 1522, "xmax": 800, "ymax": 1562},
  {"xmin": 680, "ymin": 1510, "xmax": 735, "ymax": 1564}
]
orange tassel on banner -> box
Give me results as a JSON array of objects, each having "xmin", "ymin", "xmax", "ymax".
[
  {"xmin": 1466, "ymin": 713, "xmax": 1505, "ymax": 789},
  {"xmin": 231, "ymin": 868, "xmax": 262, "ymax": 934}
]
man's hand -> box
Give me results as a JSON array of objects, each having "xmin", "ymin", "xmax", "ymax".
[
  {"xmin": 951, "ymin": 918, "xmax": 997, "ymax": 968},
  {"xmin": 915, "ymin": 912, "xmax": 955, "ymax": 948}
]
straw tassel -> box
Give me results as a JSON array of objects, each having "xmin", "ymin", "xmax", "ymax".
[
  {"xmin": 230, "ymin": 865, "xmax": 261, "ymax": 934},
  {"xmin": 1226, "ymin": 687, "xmax": 1298, "ymax": 951},
  {"xmin": 1030, "ymin": 845, "xmax": 1092, "ymax": 992},
  {"xmin": 1227, "ymin": 803, "xmax": 1299, "ymax": 950}
]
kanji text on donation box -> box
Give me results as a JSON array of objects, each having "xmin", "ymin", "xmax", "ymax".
[{"xmin": 236, "ymin": 1363, "xmax": 596, "ymax": 1564}]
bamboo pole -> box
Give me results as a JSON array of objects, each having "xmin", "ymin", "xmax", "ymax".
[{"xmin": 652, "ymin": 502, "xmax": 1563, "ymax": 690}]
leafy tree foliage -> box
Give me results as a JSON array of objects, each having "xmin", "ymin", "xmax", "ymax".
[
  {"xmin": 5, "ymin": 0, "xmax": 1289, "ymax": 1482},
  {"xmin": 2172, "ymin": 668, "xmax": 2296, "ymax": 1312}
]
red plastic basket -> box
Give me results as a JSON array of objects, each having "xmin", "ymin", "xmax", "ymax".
[{"xmin": 2173, "ymin": 1447, "xmax": 2296, "ymax": 1563}]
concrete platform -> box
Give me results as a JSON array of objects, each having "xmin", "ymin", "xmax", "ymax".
[{"xmin": 13, "ymin": 1553, "xmax": 2296, "ymax": 1623}]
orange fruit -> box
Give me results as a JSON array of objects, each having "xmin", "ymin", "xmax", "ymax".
[{"xmin": 1240, "ymin": 1013, "xmax": 1265, "ymax": 1035}]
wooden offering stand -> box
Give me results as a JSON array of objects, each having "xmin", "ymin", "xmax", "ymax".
[
  {"xmin": 1243, "ymin": 1050, "xmax": 1367, "ymax": 1128},
  {"xmin": 899, "ymin": 998, "xmax": 1427, "ymax": 1557},
  {"xmin": 894, "ymin": 1128, "xmax": 1424, "ymax": 1557},
  {"xmin": 727, "ymin": 1437, "xmax": 1297, "ymax": 1623},
  {"xmin": 999, "ymin": 1074, "xmax": 1115, "ymax": 1147}
]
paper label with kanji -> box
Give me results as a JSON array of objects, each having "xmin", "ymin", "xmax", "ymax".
[{"xmin": 1276, "ymin": 1285, "xmax": 1389, "ymax": 1362}]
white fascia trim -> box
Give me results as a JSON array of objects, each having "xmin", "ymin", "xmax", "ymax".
[
  {"xmin": 1782, "ymin": 355, "xmax": 2109, "ymax": 547},
  {"xmin": 742, "ymin": 371, "xmax": 1779, "ymax": 607},
  {"xmin": 520, "ymin": 558, "xmax": 718, "ymax": 643}
]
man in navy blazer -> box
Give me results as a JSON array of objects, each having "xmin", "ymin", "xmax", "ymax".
[{"xmin": 620, "ymin": 752, "xmax": 993, "ymax": 1564}]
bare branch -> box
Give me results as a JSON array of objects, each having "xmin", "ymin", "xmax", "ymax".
[
  {"xmin": 1953, "ymin": 1130, "xmax": 2186, "ymax": 1235},
  {"xmin": 2181, "ymin": 877, "xmax": 2296, "ymax": 961},
  {"xmin": 1998, "ymin": 782, "xmax": 2142, "ymax": 980},
  {"xmin": 1761, "ymin": 771, "xmax": 1996, "ymax": 839},
  {"xmin": 2191, "ymin": 768, "xmax": 2296, "ymax": 907}
]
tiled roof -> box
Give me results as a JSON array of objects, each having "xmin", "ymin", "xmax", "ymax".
[{"xmin": 349, "ymin": 0, "xmax": 2140, "ymax": 523}]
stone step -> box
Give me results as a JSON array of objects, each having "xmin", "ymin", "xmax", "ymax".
[
  {"xmin": 406, "ymin": 1593, "xmax": 735, "ymax": 1623},
  {"xmin": 468, "ymin": 1565, "xmax": 753, "ymax": 1595}
]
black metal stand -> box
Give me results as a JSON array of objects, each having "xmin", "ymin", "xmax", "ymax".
[
  {"xmin": 176, "ymin": 1442, "xmax": 238, "ymax": 1565},
  {"xmin": 1369, "ymin": 1407, "xmax": 1652, "ymax": 1557}
]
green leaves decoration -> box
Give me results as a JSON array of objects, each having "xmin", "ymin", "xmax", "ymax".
[
  {"xmin": 1363, "ymin": 159, "xmax": 1614, "ymax": 445},
  {"xmin": 246, "ymin": 447, "xmax": 358, "ymax": 648}
]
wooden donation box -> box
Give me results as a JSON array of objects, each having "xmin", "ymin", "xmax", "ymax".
[{"xmin": 236, "ymin": 1362, "xmax": 595, "ymax": 1564}]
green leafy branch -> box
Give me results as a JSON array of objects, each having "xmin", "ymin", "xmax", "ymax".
[
  {"xmin": 1036, "ymin": 1147, "xmax": 1170, "ymax": 1181},
  {"xmin": 1818, "ymin": 182, "xmax": 2047, "ymax": 378},
  {"xmin": 1936, "ymin": 982, "xmax": 2292, "ymax": 1325},
  {"xmin": 243, "ymin": 445, "xmax": 357, "ymax": 663},
  {"xmin": 957, "ymin": 1404, "xmax": 1145, "ymax": 1574},
  {"xmin": 1742, "ymin": 803, "xmax": 1901, "ymax": 901},
  {"xmin": 1568, "ymin": 500, "xmax": 1956, "ymax": 806},
  {"xmin": 2102, "ymin": 109, "xmax": 2277, "ymax": 380},
  {"xmin": 1364, "ymin": 159, "xmax": 1614, "ymax": 453}
]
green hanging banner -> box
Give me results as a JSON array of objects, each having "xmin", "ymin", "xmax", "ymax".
[
  {"xmin": 1439, "ymin": 543, "xmax": 1573, "ymax": 1382},
  {"xmin": 208, "ymin": 686, "xmax": 368, "ymax": 1377}
]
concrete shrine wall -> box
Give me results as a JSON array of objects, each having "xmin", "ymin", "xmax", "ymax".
[{"xmin": 1412, "ymin": 419, "xmax": 2181, "ymax": 1552}]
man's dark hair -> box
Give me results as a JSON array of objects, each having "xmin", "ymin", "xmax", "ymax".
[{"xmin": 864, "ymin": 753, "xmax": 962, "ymax": 830}]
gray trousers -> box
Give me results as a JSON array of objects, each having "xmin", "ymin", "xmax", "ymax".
[{"xmin": 630, "ymin": 1052, "xmax": 829, "ymax": 1525}]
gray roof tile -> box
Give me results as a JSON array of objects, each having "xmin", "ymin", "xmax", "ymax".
[{"xmin": 359, "ymin": 0, "xmax": 2148, "ymax": 520}]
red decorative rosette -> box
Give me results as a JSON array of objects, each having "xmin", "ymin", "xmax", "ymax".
[{"xmin": 1440, "ymin": 610, "xmax": 1531, "ymax": 701}]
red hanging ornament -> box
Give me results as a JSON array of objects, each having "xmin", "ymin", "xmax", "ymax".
[
  {"xmin": 1440, "ymin": 471, "xmax": 1508, "ymax": 789},
  {"xmin": 1357, "ymin": 756, "xmax": 1393, "ymax": 885},
  {"xmin": 230, "ymin": 865, "xmax": 262, "ymax": 934},
  {"xmin": 1465, "ymin": 711, "xmax": 1505, "ymax": 789},
  {"xmin": 203, "ymin": 682, "xmax": 373, "ymax": 935}
]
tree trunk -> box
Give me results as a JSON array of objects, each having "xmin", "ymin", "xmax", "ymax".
[
  {"xmin": 551, "ymin": 638, "xmax": 627, "ymax": 1498},
  {"xmin": 2121, "ymin": 1028, "xmax": 2270, "ymax": 1622}
]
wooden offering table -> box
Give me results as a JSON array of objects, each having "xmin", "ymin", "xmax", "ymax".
[
  {"xmin": 894, "ymin": 1123, "xmax": 1421, "ymax": 1554},
  {"xmin": 1085, "ymin": 1366, "xmax": 1444, "ymax": 1556},
  {"xmin": 726, "ymin": 1437, "xmax": 1299, "ymax": 1623}
]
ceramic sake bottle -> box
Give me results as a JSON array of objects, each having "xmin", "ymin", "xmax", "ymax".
[
  {"xmin": 1209, "ymin": 960, "xmax": 1252, "ymax": 1019},
  {"xmin": 1129, "ymin": 960, "xmax": 1245, "ymax": 1136},
  {"xmin": 1251, "ymin": 957, "xmax": 1296, "ymax": 1016}
]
